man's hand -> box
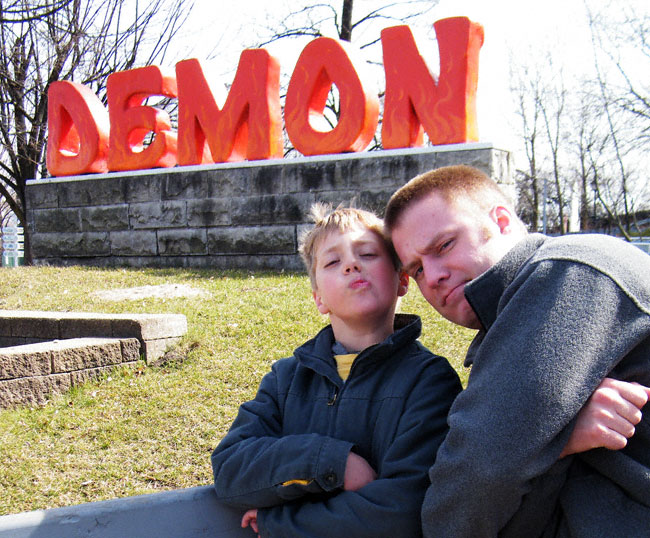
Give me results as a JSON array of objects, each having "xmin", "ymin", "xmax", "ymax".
[
  {"xmin": 561, "ymin": 378, "xmax": 650, "ymax": 458},
  {"xmin": 241, "ymin": 508, "xmax": 259, "ymax": 536},
  {"xmin": 343, "ymin": 451, "xmax": 377, "ymax": 491}
]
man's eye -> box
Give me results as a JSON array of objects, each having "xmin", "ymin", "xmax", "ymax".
[
  {"xmin": 412, "ymin": 267, "xmax": 423, "ymax": 279},
  {"xmin": 439, "ymin": 239, "xmax": 453, "ymax": 252}
]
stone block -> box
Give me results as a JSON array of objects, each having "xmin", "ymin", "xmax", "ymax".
[
  {"xmin": 206, "ymin": 167, "xmax": 255, "ymax": 198},
  {"xmin": 32, "ymin": 208, "xmax": 81, "ymax": 233},
  {"xmin": 343, "ymin": 153, "xmax": 423, "ymax": 190},
  {"xmin": 130, "ymin": 201, "xmax": 187, "ymax": 229},
  {"xmin": 31, "ymin": 232, "xmax": 110, "ymax": 258},
  {"xmin": 246, "ymin": 164, "xmax": 283, "ymax": 195},
  {"xmin": 283, "ymin": 160, "xmax": 340, "ymax": 193},
  {"xmin": 25, "ymin": 182, "xmax": 59, "ymax": 209},
  {"xmin": 121, "ymin": 338, "xmax": 142, "ymax": 362},
  {"xmin": 58, "ymin": 177, "xmax": 126, "ymax": 207},
  {"xmin": 163, "ymin": 171, "xmax": 209, "ymax": 200},
  {"xmin": 158, "ymin": 229, "xmax": 207, "ymax": 255},
  {"xmin": 10, "ymin": 316, "xmax": 60, "ymax": 339},
  {"xmin": 187, "ymin": 198, "xmax": 230, "ymax": 227},
  {"xmin": 110, "ymin": 314, "xmax": 187, "ymax": 341},
  {"xmin": 124, "ymin": 174, "xmax": 163, "ymax": 203},
  {"xmin": 0, "ymin": 318, "xmax": 11, "ymax": 337},
  {"xmin": 70, "ymin": 365, "xmax": 116, "ymax": 386},
  {"xmin": 51, "ymin": 338, "xmax": 123, "ymax": 373},
  {"xmin": 0, "ymin": 336, "xmax": 27, "ymax": 347},
  {"xmin": 207, "ymin": 225, "xmax": 295, "ymax": 255},
  {"xmin": 59, "ymin": 318, "xmax": 113, "ymax": 339},
  {"xmin": 0, "ymin": 343, "xmax": 52, "ymax": 379},
  {"xmin": 231, "ymin": 193, "xmax": 313, "ymax": 225},
  {"xmin": 109, "ymin": 230, "xmax": 158, "ymax": 256},
  {"xmin": 357, "ymin": 189, "xmax": 395, "ymax": 215},
  {"xmin": 187, "ymin": 253, "xmax": 303, "ymax": 272},
  {"xmin": 81, "ymin": 205, "xmax": 129, "ymax": 231},
  {"xmin": 0, "ymin": 374, "xmax": 71, "ymax": 408},
  {"xmin": 433, "ymin": 146, "xmax": 492, "ymax": 172},
  {"xmin": 143, "ymin": 337, "xmax": 181, "ymax": 363}
]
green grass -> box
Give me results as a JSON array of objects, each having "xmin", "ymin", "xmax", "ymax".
[{"xmin": 0, "ymin": 266, "xmax": 475, "ymax": 515}]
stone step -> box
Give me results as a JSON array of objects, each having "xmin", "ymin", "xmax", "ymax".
[{"xmin": 0, "ymin": 310, "xmax": 187, "ymax": 363}]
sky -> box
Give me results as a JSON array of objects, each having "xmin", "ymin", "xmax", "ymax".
[{"xmin": 176, "ymin": 0, "xmax": 640, "ymax": 166}]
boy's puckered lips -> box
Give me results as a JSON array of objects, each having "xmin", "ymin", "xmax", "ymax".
[{"xmin": 350, "ymin": 278, "xmax": 370, "ymax": 290}]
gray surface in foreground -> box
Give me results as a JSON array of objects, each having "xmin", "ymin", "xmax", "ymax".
[{"xmin": 0, "ymin": 485, "xmax": 254, "ymax": 537}]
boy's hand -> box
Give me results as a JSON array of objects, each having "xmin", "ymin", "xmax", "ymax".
[
  {"xmin": 561, "ymin": 378, "xmax": 650, "ymax": 458},
  {"xmin": 241, "ymin": 508, "xmax": 259, "ymax": 536},
  {"xmin": 344, "ymin": 451, "xmax": 377, "ymax": 491}
]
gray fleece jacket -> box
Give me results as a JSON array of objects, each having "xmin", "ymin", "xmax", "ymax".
[{"xmin": 421, "ymin": 233, "xmax": 650, "ymax": 538}]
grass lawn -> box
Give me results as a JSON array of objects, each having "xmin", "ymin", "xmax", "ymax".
[{"xmin": 0, "ymin": 266, "xmax": 475, "ymax": 515}]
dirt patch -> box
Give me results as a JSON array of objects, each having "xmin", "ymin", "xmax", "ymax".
[{"xmin": 93, "ymin": 284, "xmax": 209, "ymax": 302}]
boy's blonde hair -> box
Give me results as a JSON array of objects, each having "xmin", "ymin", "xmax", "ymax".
[{"xmin": 299, "ymin": 203, "xmax": 400, "ymax": 288}]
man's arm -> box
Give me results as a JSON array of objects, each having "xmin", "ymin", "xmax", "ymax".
[
  {"xmin": 422, "ymin": 260, "xmax": 650, "ymax": 538},
  {"xmin": 562, "ymin": 378, "xmax": 650, "ymax": 457}
]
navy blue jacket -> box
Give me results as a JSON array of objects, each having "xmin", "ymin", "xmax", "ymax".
[{"xmin": 212, "ymin": 314, "xmax": 461, "ymax": 537}]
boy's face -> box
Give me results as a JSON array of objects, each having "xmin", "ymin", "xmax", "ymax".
[
  {"xmin": 312, "ymin": 223, "xmax": 408, "ymax": 328},
  {"xmin": 391, "ymin": 192, "xmax": 520, "ymax": 329}
]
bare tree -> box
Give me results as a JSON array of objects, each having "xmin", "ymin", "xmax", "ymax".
[
  {"xmin": 0, "ymin": 0, "xmax": 191, "ymax": 263},
  {"xmin": 583, "ymin": 2, "xmax": 650, "ymax": 238},
  {"xmin": 510, "ymin": 62, "xmax": 544, "ymax": 231}
]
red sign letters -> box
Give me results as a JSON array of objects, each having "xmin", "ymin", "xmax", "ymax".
[{"xmin": 46, "ymin": 17, "xmax": 484, "ymax": 177}]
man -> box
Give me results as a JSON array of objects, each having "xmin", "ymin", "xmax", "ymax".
[{"xmin": 384, "ymin": 165, "xmax": 650, "ymax": 537}]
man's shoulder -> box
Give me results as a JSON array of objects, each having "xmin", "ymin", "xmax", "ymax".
[{"xmin": 530, "ymin": 233, "xmax": 650, "ymax": 311}]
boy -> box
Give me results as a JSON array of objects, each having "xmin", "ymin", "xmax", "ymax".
[{"xmin": 211, "ymin": 204, "xmax": 463, "ymax": 537}]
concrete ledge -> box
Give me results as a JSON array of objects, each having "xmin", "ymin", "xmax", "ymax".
[
  {"xmin": 0, "ymin": 486, "xmax": 254, "ymax": 537},
  {"xmin": 0, "ymin": 310, "xmax": 187, "ymax": 363}
]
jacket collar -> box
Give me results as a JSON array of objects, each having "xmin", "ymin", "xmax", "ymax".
[
  {"xmin": 294, "ymin": 313, "xmax": 422, "ymax": 383},
  {"xmin": 463, "ymin": 234, "xmax": 546, "ymax": 367}
]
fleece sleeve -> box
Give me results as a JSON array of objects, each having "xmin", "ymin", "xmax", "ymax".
[
  {"xmin": 421, "ymin": 260, "xmax": 650, "ymax": 538},
  {"xmin": 257, "ymin": 358, "xmax": 461, "ymax": 538},
  {"xmin": 211, "ymin": 365, "xmax": 354, "ymax": 509}
]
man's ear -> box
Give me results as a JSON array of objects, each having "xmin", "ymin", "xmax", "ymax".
[
  {"xmin": 397, "ymin": 271, "xmax": 409, "ymax": 297},
  {"xmin": 490, "ymin": 205, "xmax": 514, "ymax": 235},
  {"xmin": 312, "ymin": 289, "xmax": 330, "ymax": 315}
]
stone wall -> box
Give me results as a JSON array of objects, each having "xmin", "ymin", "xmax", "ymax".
[{"xmin": 26, "ymin": 144, "xmax": 512, "ymax": 269}]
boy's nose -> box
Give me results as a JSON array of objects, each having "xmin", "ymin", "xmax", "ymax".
[{"xmin": 344, "ymin": 262, "xmax": 361, "ymax": 273}]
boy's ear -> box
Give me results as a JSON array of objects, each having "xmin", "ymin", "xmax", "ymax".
[
  {"xmin": 312, "ymin": 289, "xmax": 330, "ymax": 315},
  {"xmin": 489, "ymin": 205, "xmax": 514, "ymax": 235},
  {"xmin": 397, "ymin": 271, "xmax": 409, "ymax": 297}
]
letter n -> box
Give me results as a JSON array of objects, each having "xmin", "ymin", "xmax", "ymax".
[
  {"xmin": 46, "ymin": 81, "xmax": 110, "ymax": 176},
  {"xmin": 107, "ymin": 66, "xmax": 178, "ymax": 171},
  {"xmin": 176, "ymin": 52, "xmax": 283, "ymax": 164},
  {"xmin": 381, "ymin": 17, "xmax": 484, "ymax": 148}
]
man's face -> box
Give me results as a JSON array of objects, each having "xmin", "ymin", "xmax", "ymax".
[
  {"xmin": 390, "ymin": 192, "xmax": 518, "ymax": 329},
  {"xmin": 312, "ymin": 224, "xmax": 407, "ymax": 330}
]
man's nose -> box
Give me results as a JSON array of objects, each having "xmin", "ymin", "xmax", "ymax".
[{"xmin": 422, "ymin": 260, "xmax": 446, "ymax": 288}]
